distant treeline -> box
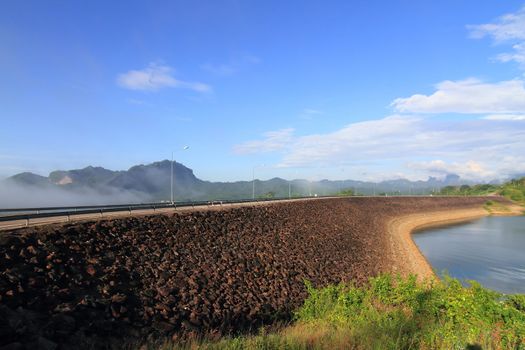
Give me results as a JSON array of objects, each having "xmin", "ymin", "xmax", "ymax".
[{"xmin": 439, "ymin": 177, "xmax": 525, "ymax": 204}]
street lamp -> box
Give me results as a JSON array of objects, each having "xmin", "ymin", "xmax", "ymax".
[{"xmin": 171, "ymin": 145, "xmax": 189, "ymax": 204}]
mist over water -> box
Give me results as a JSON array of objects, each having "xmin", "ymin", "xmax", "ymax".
[
  {"xmin": 0, "ymin": 183, "xmax": 149, "ymax": 209},
  {"xmin": 413, "ymin": 216, "xmax": 525, "ymax": 294}
]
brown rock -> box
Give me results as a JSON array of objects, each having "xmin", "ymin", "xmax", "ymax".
[
  {"xmin": 111, "ymin": 293, "xmax": 127, "ymax": 303},
  {"xmin": 85, "ymin": 265, "xmax": 96, "ymax": 276}
]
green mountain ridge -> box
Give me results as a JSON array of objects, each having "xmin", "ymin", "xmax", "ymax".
[{"xmin": 2, "ymin": 160, "xmax": 512, "ymax": 206}]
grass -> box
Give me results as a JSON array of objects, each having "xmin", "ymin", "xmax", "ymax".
[
  {"xmin": 439, "ymin": 177, "xmax": 525, "ymax": 207},
  {"xmin": 483, "ymin": 200, "xmax": 512, "ymax": 214},
  {"xmin": 152, "ymin": 274, "xmax": 525, "ymax": 350}
]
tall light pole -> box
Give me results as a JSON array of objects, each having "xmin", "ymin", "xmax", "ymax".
[{"xmin": 171, "ymin": 145, "xmax": 189, "ymax": 204}]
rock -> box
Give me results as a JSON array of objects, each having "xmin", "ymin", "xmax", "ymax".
[
  {"xmin": 53, "ymin": 303, "xmax": 73, "ymax": 313},
  {"xmin": 152, "ymin": 320, "xmax": 174, "ymax": 332},
  {"xmin": 49, "ymin": 314, "xmax": 75, "ymax": 337},
  {"xmin": 0, "ymin": 343, "xmax": 24, "ymax": 350},
  {"xmin": 85, "ymin": 265, "xmax": 96, "ymax": 276},
  {"xmin": 36, "ymin": 336, "xmax": 57, "ymax": 350},
  {"xmin": 110, "ymin": 293, "xmax": 127, "ymax": 303}
]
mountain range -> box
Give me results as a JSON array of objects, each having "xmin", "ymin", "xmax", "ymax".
[{"xmin": 1, "ymin": 160, "xmax": 475, "ymax": 208}]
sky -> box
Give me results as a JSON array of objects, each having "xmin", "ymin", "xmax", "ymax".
[{"xmin": 1, "ymin": 0, "xmax": 525, "ymax": 182}]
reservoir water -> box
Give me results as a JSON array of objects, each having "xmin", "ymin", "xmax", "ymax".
[{"xmin": 413, "ymin": 216, "xmax": 525, "ymax": 294}]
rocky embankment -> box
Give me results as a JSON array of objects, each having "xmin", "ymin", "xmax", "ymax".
[{"xmin": 0, "ymin": 197, "xmax": 501, "ymax": 349}]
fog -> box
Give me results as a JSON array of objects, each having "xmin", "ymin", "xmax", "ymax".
[{"xmin": 0, "ymin": 182, "xmax": 151, "ymax": 209}]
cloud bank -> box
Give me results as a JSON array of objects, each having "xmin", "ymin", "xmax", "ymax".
[
  {"xmin": 468, "ymin": 5, "xmax": 525, "ymax": 69},
  {"xmin": 391, "ymin": 79, "xmax": 525, "ymax": 114},
  {"xmin": 0, "ymin": 182, "xmax": 148, "ymax": 208},
  {"xmin": 233, "ymin": 128, "xmax": 295, "ymax": 154},
  {"xmin": 234, "ymin": 115, "xmax": 525, "ymax": 180},
  {"xmin": 117, "ymin": 63, "xmax": 210, "ymax": 92}
]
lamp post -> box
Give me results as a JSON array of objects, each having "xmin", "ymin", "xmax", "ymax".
[{"xmin": 171, "ymin": 145, "xmax": 189, "ymax": 204}]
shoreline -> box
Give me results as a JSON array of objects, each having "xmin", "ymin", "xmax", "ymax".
[{"xmin": 388, "ymin": 203, "xmax": 524, "ymax": 280}]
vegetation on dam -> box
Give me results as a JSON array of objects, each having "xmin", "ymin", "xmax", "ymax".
[
  {"xmin": 439, "ymin": 177, "xmax": 525, "ymax": 205},
  {"xmin": 167, "ymin": 274, "xmax": 525, "ymax": 350}
]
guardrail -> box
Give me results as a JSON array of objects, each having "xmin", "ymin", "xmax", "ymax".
[
  {"xmin": 0, "ymin": 194, "xmax": 483, "ymax": 228},
  {"xmin": 0, "ymin": 196, "xmax": 322, "ymax": 224}
]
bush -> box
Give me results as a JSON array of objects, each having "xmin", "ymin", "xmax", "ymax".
[
  {"xmin": 294, "ymin": 274, "xmax": 525, "ymax": 349},
  {"xmin": 166, "ymin": 275, "xmax": 525, "ymax": 350}
]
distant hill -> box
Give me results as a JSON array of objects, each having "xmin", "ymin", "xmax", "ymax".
[
  {"xmin": 7, "ymin": 172, "xmax": 51, "ymax": 187},
  {"xmin": 1, "ymin": 160, "xmax": 481, "ymax": 207}
]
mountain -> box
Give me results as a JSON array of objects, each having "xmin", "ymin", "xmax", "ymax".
[
  {"xmin": 2, "ymin": 160, "xmax": 480, "ymax": 207},
  {"xmin": 7, "ymin": 172, "xmax": 51, "ymax": 187},
  {"xmin": 49, "ymin": 166, "xmax": 118, "ymax": 187}
]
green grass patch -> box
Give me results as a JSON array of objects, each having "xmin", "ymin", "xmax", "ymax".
[
  {"xmin": 440, "ymin": 177, "xmax": 525, "ymax": 207},
  {"xmin": 158, "ymin": 274, "xmax": 525, "ymax": 350},
  {"xmin": 484, "ymin": 200, "xmax": 511, "ymax": 213}
]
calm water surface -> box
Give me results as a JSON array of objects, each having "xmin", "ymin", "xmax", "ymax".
[{"xmin": 413, "ymin": 216, "xmax": 525, "ymax": 294}]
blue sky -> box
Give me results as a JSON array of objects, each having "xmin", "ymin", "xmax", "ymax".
[{"xmin": 1, "ymin": 1, "xmax": 525, "ymax": 182}]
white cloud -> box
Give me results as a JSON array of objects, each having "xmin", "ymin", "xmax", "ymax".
[
  {"xmin": 233, "ymin": 128, "xmax": 294, "ymax": 154},
  {"xmin": 280, "ymin": 116, "xmax": 419, "ymax": 166},
  {"xmin": 496, "ymin": 42, "xmax": 525, "ymax": 66},
  {"xmin": 468, "ymin": 5, "xmax": 525, "ymax": 68},
  {"xmin": 468, "ymin": 5, "xmax": 525, "ymax": 42},
  {"xmin": 391, "ymin": 79, "xmax": 525, "ymax": 114},
  {"xmin": 483, "ymin": 114, "xmax": 525, "ymax": 121},
  {"xmin": 117, "ymin": 62, "xmax": 211, "ymax": 92},
  {"xmin": 407, "ymin": 160, "xmax": 497, "ymax": 181},
  {"xmin": 233, "ymin": 116, "xmax": 525, "ymax": 180}
]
